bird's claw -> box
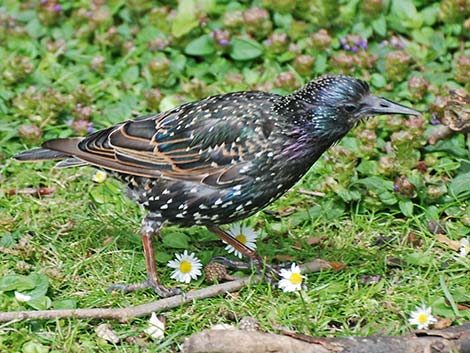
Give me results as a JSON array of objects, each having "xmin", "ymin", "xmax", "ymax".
[
  {"xmin": 107, "ymin": 279, "xmax": 182, "ymax": 298},
  {"xmin": 209, "ymin": 256, "xmax": 281, "ymax": 285}
]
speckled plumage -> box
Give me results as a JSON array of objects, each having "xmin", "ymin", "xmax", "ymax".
[{"xmin": 14, "ymin": 75, "xmax": 420, "ymax": 296}]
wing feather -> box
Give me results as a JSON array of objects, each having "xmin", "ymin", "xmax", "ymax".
[{"xmin": 45, "ymin": 92, "xmax": 279, "ymax": 186}]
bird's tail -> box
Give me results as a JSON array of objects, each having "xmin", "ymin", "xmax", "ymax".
[
  {"xmin": 13, "ymin": 148, "xmax": 70, "ymax": 162},
  {"xmin": 13, "ymin": 138, "xmax": 87, "ymax": 168}
]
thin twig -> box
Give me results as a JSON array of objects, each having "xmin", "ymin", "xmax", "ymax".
[
  {"xmin": 297, "ymin": 188, "xmax": 326, "ymax": 197},
  {"xmin": 0, "ymin": 259, "xmax": 332, "ymax": 322}
]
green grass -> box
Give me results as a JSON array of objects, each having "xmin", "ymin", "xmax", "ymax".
[{"xmin": 1, "ymin": 0, "xmax": 470, "ymax": 352}]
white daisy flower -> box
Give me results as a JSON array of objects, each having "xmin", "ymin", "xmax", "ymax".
[
  {"xmin": 14, "ymin": 291, "xmax": 31, "ymax": 302},
  {"xmin": 459, "ymin": 237, "xmax": 469, "ymax": 257},
  {"xmin": 278, "ymin": 263, "xmax": 304, "ymax": 292},
  {"xmin": 167, "ymin": 250, "xmax": 202, "ymax": 283},
  {"xmin": 224, "ymin": 224, "xmax": 258, "ymax": 258},
  {"xmin": 144, "ymin": 312, "xmax": 165, "ymax": 340},
  {"xmin": 92, "ymin": 170, "xmax": 107, "ymax": 183},
  {"xmin": 408, "ymin": 305, "xmax": 437, "ymax": 329}
]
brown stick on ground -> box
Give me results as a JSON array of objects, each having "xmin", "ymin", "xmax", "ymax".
[
  {"xmin": 182, "ymin": 323, "xmax": 470, "ymax": 353},
  {"xmin": 0, "ymin": 259, "xmax": 332, "ymax": 322}
]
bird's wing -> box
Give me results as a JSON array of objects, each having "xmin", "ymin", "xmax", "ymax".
[{"xmin": 72, "ymin": 92, "xmax": 277, "ymax": 187}]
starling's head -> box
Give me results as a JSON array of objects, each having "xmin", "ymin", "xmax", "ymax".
[{"xmin": 289, "ymin": 75, "xmax": 421, "ymax": 135}]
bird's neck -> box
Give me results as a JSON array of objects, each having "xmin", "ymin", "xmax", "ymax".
[{"xmin": 280, "ymin": 125, "xmax": 346, "ymax": 165}]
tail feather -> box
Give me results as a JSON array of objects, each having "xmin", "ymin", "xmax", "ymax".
[
  {"xmin": 55, "ymin": 158, "xmax": 87, "ymax": 168},
  {"xmin": 13, "ymin": 148, "xmax": 71, "ymax": 162},
  {"xmin": 14, "ymin": 138, "xmax": 88, "ymax": 168}
]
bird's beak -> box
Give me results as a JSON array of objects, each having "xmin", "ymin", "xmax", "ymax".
[{"xmin": 362, "ymin": 94, "xmax": 421, "ymax": 116}]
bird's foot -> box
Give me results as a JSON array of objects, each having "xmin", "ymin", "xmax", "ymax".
[
  {"xmin": 107, "ymin": 279, "xmax": 182, "ymax": 297},
  {"xmin": 209, "ymin": 256, "xmax": 281, "ymax": 286}
]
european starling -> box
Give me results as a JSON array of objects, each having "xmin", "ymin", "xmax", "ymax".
[{"xmin": 14, "ymin": 75, "xmax": 420, "ymax": 297}]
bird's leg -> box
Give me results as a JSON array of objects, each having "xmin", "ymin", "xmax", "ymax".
[
  {"xmin": 207, "ymin": 225, "xmax": 280, "ymax": 283},
  {"xmin": 108, "ymin": 214, "xmax": 181, "ymax": 297}
]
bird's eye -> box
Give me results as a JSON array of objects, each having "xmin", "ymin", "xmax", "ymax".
[{"xmin": 343, "ymin": 104, "xmax": 356, "ymax": 113}]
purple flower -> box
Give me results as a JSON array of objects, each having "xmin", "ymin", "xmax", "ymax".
[
  {"xmin": 359, "ymin": 39, "xmax": 368, "ymax": 49},
  {"xmin": 265, "ymin": 39, "xmax": 272, "ymax": 46},
  {"xmin": 219, "ymin": 39, "xmax": 229, "ymax": 47},
  {"xmin": 344, "ymin": 44, "xmax": 350, "ymax": 51},
  {"xmin": 87, "ymin": 122, "xmax": 94, "ymax": 134},
  {"xmin": 393, "ymin": 184, "xmax": 399, "ymax": 192},
  {"xmin": 351, "ymin": 46, "xmax": 358, "ymax": 52},
  {"xmin": 66, "ymin": 119, "xmax": 73, "ymax": 126},
  {"xmin": 340, "ymin": 38, "xmax": 346, "ymax": 45},
  {"xmin": 430, "ymin": 113, "xmax": 440, "ymax": 125},
  {"xmin": 53, "ymin": 4, "xmax": 62, "ymax": 12},
  {"xmin": 40, "ymin": 0, "xmax": 48, "ymax": 4}
]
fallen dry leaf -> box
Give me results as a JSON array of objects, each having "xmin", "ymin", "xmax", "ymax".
[
  {"xmin": 144, "ymin": 313, "xmax": 165, "ymax": 340},
  {"xmin": 274, "ymin": 254, "xmax": 293, "ymax": 262},
  {"xmin": 328, "ymin": 261, "xmax": 346, "ymax": 271},
  {"xmin": 457, "ymin": 303, "xmax": 470, "ymax": 311},
  {"xmin": 95, "ymin": 323, "xmax": 120, "ymax": 344},
  {"xmin": 307, "ymin": 237, "xmax": 322, "ymax": 246},
  {"xmin": 433, "ymin": 318, "xmax": 453, "ymax": 330},
  {"xmin": 436, "ymin": 233, "xmax": 461, "ymax": 251}
]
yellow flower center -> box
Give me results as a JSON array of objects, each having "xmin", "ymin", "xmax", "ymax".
[
  {"xmin": 417, "ymin": 313, "xmax": 428, "ymax": 325},
  {"xmin": 289, "ymin": 272, "xmax": 302, "ymax": 285},
  {"xmin": 179, "ymin": 260, "xmax": 192, "ymax": 273},
  {"xmin": 235, "ymin": 233, "xmax": 246, "ymax": 244}
]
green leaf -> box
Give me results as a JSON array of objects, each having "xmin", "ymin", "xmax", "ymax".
[
  {"xmin": 136, "ymin": 26, "xmax": 162, "ymax": 43},
  {"xmin": 185, "ymin": 35, "xmax": 215, "ymax": 56},
  {"xmin": 53, "ymin": 299, "xmax": 77, "ymax": 310},
  {"xmin": 25, "ymin": 19, "xmax": 46, "ymax": 39},
  {"xmin": 155, "ymin": 251, "xmax": 173, "ymax": 264},
  {"xmin": 160, "ymin": 95, "xmax": 183, "ymax": 112},
  {"xmin": 399, "ymin": 200, "xmax": 413, "ymax": 217},
  {"xmin": 0, "ymin": 233, "xmax": 15, "ymax": 248},
  {"xmin": 273, "ymin": 13, "xmax": 292, "ymax": 29},
  {"xmin": 121, "ymin": 66, "xmax": 139, "ymax": 84},
  {"xmin": 314, "ymin": 54, "xmax": 327, "ymax": 74},
  {"xmin": 242, "ymin": 68, "xmax": 260, "ymax": 85},
  {"xmin": 351, "ymin": 22, "xmax": 372, "ymax": 39},
  {"xmin": 162, "ymin": 232, "xmax": 189, "ymax": 249},
  {"xmin": 340, "ymin": 137, "xmax": 362, "ymax": 154},
  {"xmin": 370, "ymin": 73, "xmax": 387, "ymax": 88},
  {"xmin": 389, "ymin": 0, "xmax": 423, "ymax": 31},
  {"xmin": 371, "ymin": 15, "xmax": 386, "ymax": 36},
  {"xmin": 171, "ymin": 0, "xmax": 198, "ymax": 37},
  {"xmin": 277, "ymin": 51, "xmax": 296, "ymax": 63},
  {"xmin": 404, "ymin": 252, "xmax": 434, "ymax": 267},
  {"xmin": 421, "ymin": 3, "xmax": 440, "ymax": 26},
  {"xmin": 0, "ymin": 275, "xmax": 35, "ymax": 292},
  {"xmin": 431, "ymin": 297, "xmax": 456, "ymax": 318},
  {"xmin": 411, "ymin": 27, "xmax": 435, "ymax": 46},
  {"xmin": 22, "ymin": 340, "xmax": 50, "ymax": 353},
  {"xmin": 27, "ymin": 295, "xmax": 52, "ymax": 310},
  {"xmin": 354, "ymin": 176, "xmax": 394, "ymax": 192},
  {"xmin": 23, "ymin": 273, "xmax": 49, "ymax": 298},
  {"xmin": 354, "ymin": 177, "xmax": 397, "ymax": 205},
  {"xmin": 230, "ymin": 38, "xmax": 263, "ymax": 61},
  {"xmin": 170, "ymin": 54, "xmax": 187, "ymax": 73},
  {"xmin": 449, "ymin": 172, "xmax": 470, "ymax": 199},
  {"xmin": 357, "ymin": 160, "xmax": 378, "ymax": 175}
]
